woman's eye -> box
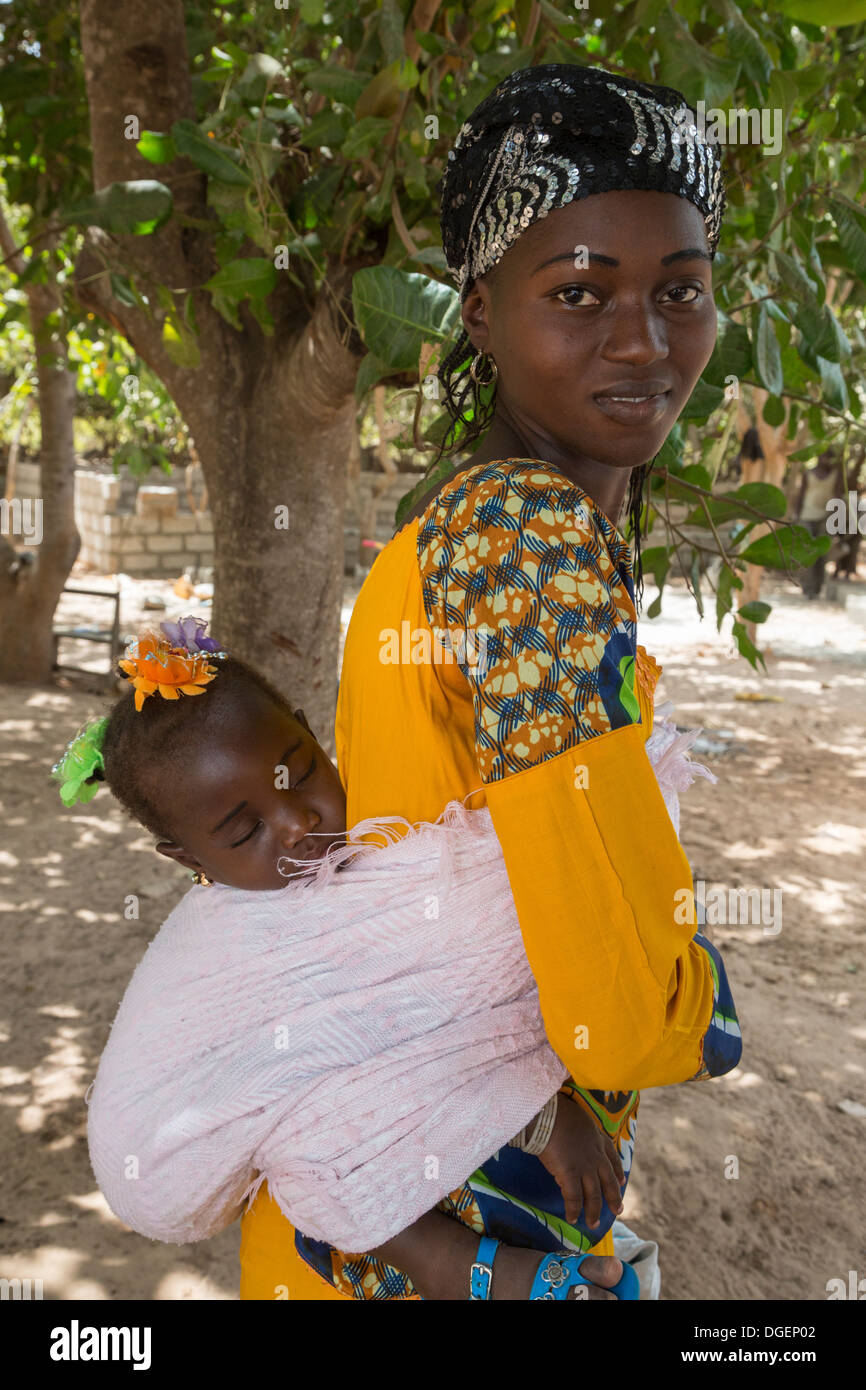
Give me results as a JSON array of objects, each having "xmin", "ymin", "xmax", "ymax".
[
  {"xmin": 231, "ymin": 821, "xmax": 262, "ymax": 848},
  {"xmin": 555, "ymin": 286, "xmax": 602, "ymax": 307},
  {"xmin": 662, "ymin": 285, "xmax": 704, "ymax": 304}
]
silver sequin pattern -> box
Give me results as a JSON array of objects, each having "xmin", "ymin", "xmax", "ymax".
[{"xmin": 440, "ymin": 65, "xmax": 725, "ymax": 298}]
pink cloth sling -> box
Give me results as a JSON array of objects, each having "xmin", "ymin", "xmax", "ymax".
[{"xmin": 86, "ymin": 711, "xmax": 713, "ymax": 1253}]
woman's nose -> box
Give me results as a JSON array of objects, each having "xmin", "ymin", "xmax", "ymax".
[{"xmin": 601, "ymin": 302, "xmax": 668, "ymax": 365}]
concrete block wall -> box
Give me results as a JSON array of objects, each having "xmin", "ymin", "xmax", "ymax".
[
  {"xmin": 349, "ymin": 472, "xmax": 422, "ymax": 572},
  {"xmin": 17, "ymin": 459, "xmax": 425, "ymax": 578},
  {"xmin": 9, "ymin": 460, "xmax": 41, "ymax": 500},
  {"xmin": 74, "ymin": 470, "xmax": 214, "ymax": 578}
]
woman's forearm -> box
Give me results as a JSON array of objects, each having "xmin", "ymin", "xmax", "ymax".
[
  {"xmin": 367, "ymin": 1208, "xmax": 544, "ymax": 1300},
  {"xmin": 367, "ymin": 1208, "xmax": 477, "ymax": 1300}
]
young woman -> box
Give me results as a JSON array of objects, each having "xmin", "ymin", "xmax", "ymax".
[{"xmin": 239, "ymin": 61, "xmax": 740, "ymax": 1301}]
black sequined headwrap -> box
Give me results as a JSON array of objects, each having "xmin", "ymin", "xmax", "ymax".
[
  {"xmin": 440, "ymin": 63, "xmax": 726, "ymax": 300},
  {"xmin": 433, "ymin": 63, "xmax": 727, "ymax": 597}
]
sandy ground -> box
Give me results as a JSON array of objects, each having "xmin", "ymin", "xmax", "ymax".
[{"xmin": 1, "ymin": 560, "xmax": 864, "ymax": 1301}]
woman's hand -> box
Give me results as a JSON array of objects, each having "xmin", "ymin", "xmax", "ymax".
[{"xmin": 534, "ymin": 1096, "xmax": 625, "ymax": 1232}]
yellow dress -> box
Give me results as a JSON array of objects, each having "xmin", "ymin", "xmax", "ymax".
[{"xmin": 240, "ymin": 459, "xmax": 723, "ymax": 1300}]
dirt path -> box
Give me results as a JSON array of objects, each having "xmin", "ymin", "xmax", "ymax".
[
  {"xmin": 1, "ymin": 568, "xmax": 863, "ymax": 1299},
  {"xmin": 627, "ymin": 578, "xmax": 866, "ymax": 1300}
]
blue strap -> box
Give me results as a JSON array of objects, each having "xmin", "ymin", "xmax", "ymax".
[
  {"xmin": 469, "ymin": 1235, "xmax": 500, "ymax": 1300},
  {"xmin": 529, "ymin": 1251, "xmax": 640, "ymax": 1301}
]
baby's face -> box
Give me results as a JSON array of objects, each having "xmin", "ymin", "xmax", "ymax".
[{"xmin": 156, "ymin": 697, "xmax": 347, "ymax": 890}]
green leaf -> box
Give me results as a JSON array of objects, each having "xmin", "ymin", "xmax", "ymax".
[
  {"xmin": 162, "ymin": 316, "xmax": 201, "ymax": 368},
  {"xmin": 247, "ymin": 295, "xmax": 275, "ymax": 337},
  {"xmin": 356, "ymin": 61, "xmax": 407, "ymax": 120},
  {"xmin": 412, "ymin": 32, "xmax": 449, "ymax": 56},
  {"xmin": 818, "ymin": 355, "xmax": 849, "ymax": 411},
  {"xmin": 302, "ymin": 67, "xmax": 373, "ymax": 107},
  {"xmin": 136, "ymin": 131, "xmax": 176, "ymax": 165},
  {"xmin": 716, "ymin": 564, "xmax": 743, "ymax": 627},
  {"xmin": 203, "ymin": 257, "xmax": 278, "ymax": 299},
  {"xmin": 731, "ymin": 620, "xmax": 765, "ymax": 670},
  {"xmin": 702, "ymin": 314, "xmax": 752, "ymax": 390},
  {"xmin": 816, "ymin": 307, "xmax": 851, "ymax": 362},
  {"xmin": 408, "ymin": 246, "xmax": 448, "ymax": 272},
  {"xmin": 740, "ymin": 524, "xmax": 830, "ymax": 569},
  {"xmin": 354, "ymin": 352, "xmax": 402, "ymax": 402},
  {"xmin": 341, "ymin": 116, "xmax": 392, "ymax": 160},
  {"xmin": 58, "ymin": 181, "xmax": 173, "ymax": 235},
  {"xmin": 762, "ymin": 394, "xmax": 786, "ymax": 427},
  {"xmin": 751, "ymin": 180, "xmax": 777, "ymax": 242},
  {"xmin": 792, "ymin": 64, "xmax": 832, "ymax": 103},
  {"xmin": 774, "ymin": 0, "xmax": 866, "ymax": 23},
  {"xmin": 238, "ymin": 53, "xmax": 284, "ymax": 99},
  {"xmin": 367, "ymin": 166, "xmax": 395, "ymax": 223},
  {"xmin": 737, "ymin": 600, "xmax": 771, "ymax": 624},
  {"xmin": 0, "ymin": 61, "xmax": 48, "ymax": 103},
  {"xmin": 772, "ymin": 249, "xmax": 819, "ymax": 302},
  {"xmin": 639, "ymin": 545, "xmax": 671, "ymax": 611},
  {"xmin": 780, "ymin": 343, "xmax": 814, "ymax": 394},
  {"xmin": 212, "ymin": 42, "xmax": 247, "ymax": 68},
  {"xmin": 830, "ymin": 199, "xmax": 866, "ymax": 281},
  {"xmin": 172, "ymin": 119, "xmax": 251, "ymax": 186},
  {"xmin": 653, "ymin": 431, "xmax": 685, "ymax": 475},
  {"xmin": 765, "ymin": 69, "xmax": 800, "ymax": 164},
  {"xmin": 299, "ymin": 109, "xmax": 352, "ymax": 150},
  {"xmin": 109, "ymin": 273, "xmax": 141, "ymax": 308},
  {"xmin": 755, "ymin": 306, "xmax": 783, "ymax": 395},
  {"xmin": 352, "ymin": 266, "xmax": 461, "ymax": 371},
  {"xmin": 690, "ymin": 482, "xmax": 787, "ymax": 528},
  {"xmin": 378, "ymin": 0, "xmax": 406, "ymax": 65},
  {"xmin": 394, "ymin": 459, "xmax": 456, "ymax": 528},
  {"xmin": 680, "ymin": 379, "xmax": 725, "ymax": 421},
  {"xmin": 157, "ymin": 287, "xmax": 201, "ymax": 367},
  {"xmin": 727, "ymin": 6, "xmax": 773, "ymax": 85},
  {"xmin": 794, "ymin": 301, "xmax": 839, "ymax": 361},
  {"xmin": 654, "ymin": 8, "xmax": 740, "ymax": 106},
  {"xmin": 291, "ymin": 166, "xmax": 344, "ymax": 229},
  {"xmin": 654, "ymin": 462, "xmax": 713, "ymax": 506},
  {"xmin": 263, "ymin": 101, "xmax": 303, "ymax": 127}
]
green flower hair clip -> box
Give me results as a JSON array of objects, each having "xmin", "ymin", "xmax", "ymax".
[{"xmin": 52, "ymin": 716, "xmax": 109, "ymax": 807}]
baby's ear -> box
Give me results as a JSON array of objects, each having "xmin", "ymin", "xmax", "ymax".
[{"xmin": 155, "ymin": 840, "xmax": 201, "ymax": 874}]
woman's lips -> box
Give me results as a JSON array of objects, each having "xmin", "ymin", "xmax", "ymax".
[{"xmin": 592, "ymin": 390, "xmax": 672, "ymax": 425}]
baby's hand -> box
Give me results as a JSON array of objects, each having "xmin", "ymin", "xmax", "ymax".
[{"xmin": 536, "ymin": 1096, "xmax": 625, "ymax": 1233}]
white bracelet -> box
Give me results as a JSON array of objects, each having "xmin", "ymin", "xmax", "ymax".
[
  {"xmin": 524, "ymin": 1095, "xmax": 558, "ymax": 1154},
  {"xmin": 509, "ymin": 1095, "xmax": 558, "ymax": 1155}
]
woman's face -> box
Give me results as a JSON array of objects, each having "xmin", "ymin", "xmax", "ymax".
[{"xmin": 465, "ymin": 189, "xmax": 718, "ymax": 470}]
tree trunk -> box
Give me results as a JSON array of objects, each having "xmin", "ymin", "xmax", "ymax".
[
  {"xmin": 0, "ymin": 217, "xmax": 79, "ymax": 683},
  {"xmin": 735, "ymin": 391, "xmax": 789, "ymax": 645},
  {"xmin": 181, "ymin": 287, "xmax": 359, "ymax": 750},
  {"xmin": 74, "ymin": 0, "xmax": 365, "ymax": 748}
]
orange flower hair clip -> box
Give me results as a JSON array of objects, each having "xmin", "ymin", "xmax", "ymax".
[{"xmin": 118, "ymin": 616, "xmax": 227, "ymax": 711}]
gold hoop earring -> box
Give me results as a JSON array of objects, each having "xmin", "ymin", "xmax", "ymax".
[
  {"xmin": 469, "ymin": 351, "xmax": 498, "ymax": 386},
  {"xmin": 191, "ymin": 870, "xmax": 213, "ymax": 886}
]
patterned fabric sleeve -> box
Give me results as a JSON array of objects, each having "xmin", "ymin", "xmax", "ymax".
[
  {"xmin": 418, "ymin": 461, "xmax": 741, "ymax": 1091},
  {"xmin": 688, "ymin": 931, "xmax": 743, "ymax": 1080}
]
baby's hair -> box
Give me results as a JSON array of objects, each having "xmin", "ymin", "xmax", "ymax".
[{"xmin": 99, "ymin": 656, "xmax": 297, "ymax": 843}]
